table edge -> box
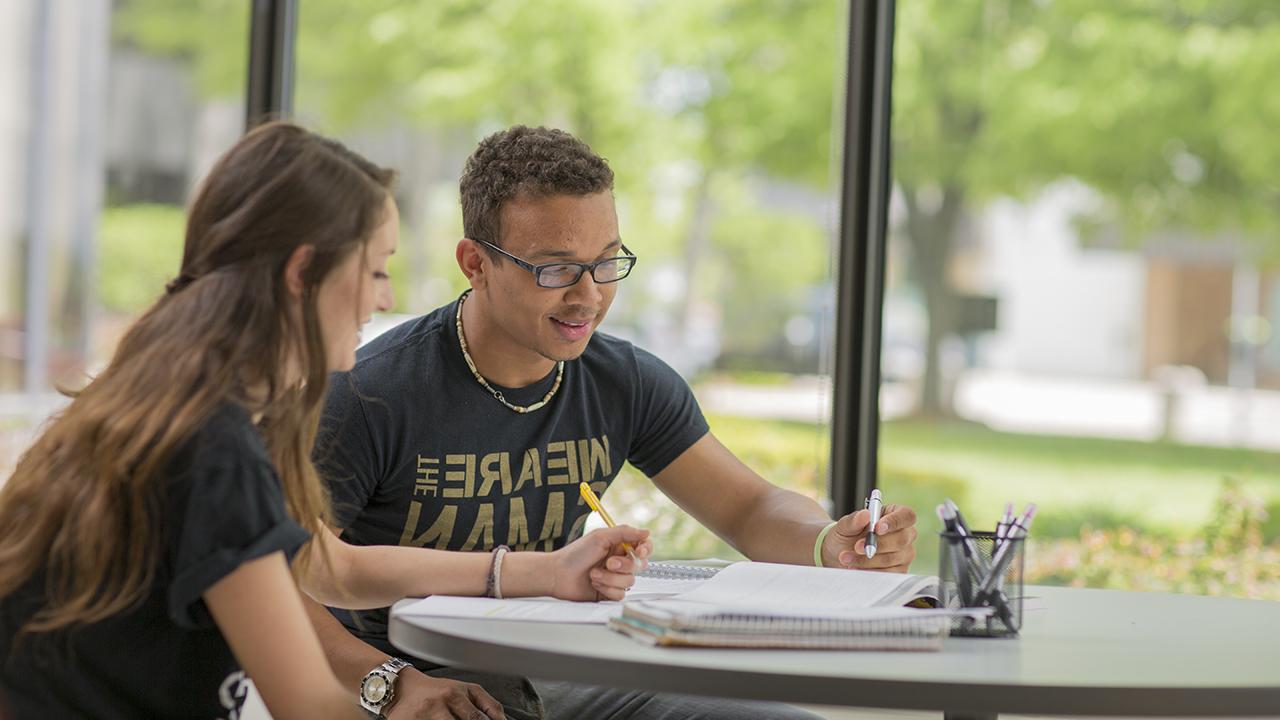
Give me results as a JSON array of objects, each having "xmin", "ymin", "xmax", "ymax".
[{"xmin": 389, "ymin": 612, "xmax": 1280, "ymax": 716}]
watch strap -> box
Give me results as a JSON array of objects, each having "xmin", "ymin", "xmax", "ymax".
[{"xmin": 359, "ymin": 656, "xmax": 410, "ymax": 717}]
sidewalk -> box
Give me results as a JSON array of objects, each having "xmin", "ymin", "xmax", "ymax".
[
  {"xmin": 695, "ymin": 370, "xmax": 1280, "ymax": 452},
  {"xmin": 4, "ymin": 368, "xmax": 1278, "ymax": 482}
]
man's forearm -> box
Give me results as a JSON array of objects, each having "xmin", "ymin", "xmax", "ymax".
[
  {"xmin": 651, "ymin": 433, "xmax": 833, "ymax": 566},
  {"xmin": 730, "ymin": 485, "xmax": 831, "ymax": 564},
  {"xmin": 302, "ymin": 593, "xmax": 395, "ymax": 692}
]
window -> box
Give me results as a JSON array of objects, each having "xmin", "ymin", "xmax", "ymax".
[
  {"xmin": 0, "ymin": 0, "xmax": 248, "ymax": 475},
  {"xmin": 294, "ymin": 0, "xmax": 847, "ymax": 559},
  {"xmin": 882, "ymin": 0, "xmax": 1280, "ymax": 596}
]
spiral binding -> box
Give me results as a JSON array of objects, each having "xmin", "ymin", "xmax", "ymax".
[
  {"xmin": 674, "ymin": 632, "xmax": 939, "ymax": 649},
  {"xmin": 637, "ymin": 562, "xmax": 723, "ymax": 580},
  {"xmin": 662, "ymin": 612, "xmax": 949, "ymax": 636}
]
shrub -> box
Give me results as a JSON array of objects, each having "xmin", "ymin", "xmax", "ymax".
[
  {"xmin": 1026, "ymin": 478, "xmax": 1280, "ymax": 599},
  {"xmin": 98, "ymin": 204, "xmax": 185, "ymax": 314}
]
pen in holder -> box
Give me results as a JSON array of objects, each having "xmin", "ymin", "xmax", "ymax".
[{"xmin": 938, "ymin": 530, "xmax": 1025, "ymax": 637}]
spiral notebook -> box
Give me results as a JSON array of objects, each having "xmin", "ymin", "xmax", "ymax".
[
  {"xmin": 639, "ymin": 562, "xmax": 724, "ymax": 581},
  {"xmin": 627, "ymin": 561, "xmax": 725, "ymax": 597},
  {"xmin": 610, "ymin": 561, "xmax": 976, "ymax": 650}
]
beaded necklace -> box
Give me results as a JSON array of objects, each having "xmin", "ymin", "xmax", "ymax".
[{"xmin": 455, "ymin": 291, "xmax": 564, "ymax": 414}]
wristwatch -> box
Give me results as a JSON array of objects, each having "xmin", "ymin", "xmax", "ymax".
[{"xmin": 359, "ymin": 656, "xmax": 410, "ymax": 718}]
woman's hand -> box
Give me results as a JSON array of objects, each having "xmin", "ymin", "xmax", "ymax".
[{"xmin": 548, "ymin": 526, "xmax": 651, "ymax": 601}]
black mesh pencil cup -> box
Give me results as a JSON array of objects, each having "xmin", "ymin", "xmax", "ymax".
[{"xmin": 938, "ymin": 530, "xmax": 1025, "ymax": 637}]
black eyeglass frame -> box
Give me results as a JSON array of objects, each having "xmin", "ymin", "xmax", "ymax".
[{"xmin": 475, "ymin": 238, "xmax": 638, "ymax": 288}]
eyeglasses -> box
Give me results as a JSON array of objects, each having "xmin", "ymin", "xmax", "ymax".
[{"xmin": 476, "ymin": 239, "xmax": 638, "ymax": 289}]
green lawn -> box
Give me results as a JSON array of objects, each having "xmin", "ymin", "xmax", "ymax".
[
  {"xmin": 616, "ymin": 412, "xmax": 1280, "ymax": 590},
  {"xmin": 880, "ymin": 419, "xmax": 1280, "ymax": 536}
]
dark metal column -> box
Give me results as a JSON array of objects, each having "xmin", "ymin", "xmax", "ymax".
[
  {"xmin": 829, "ymin": 0, "xmax": 896, "ymax": 516},
  {"xmin": 245, "ymin": 0, "xmax": 298, "ymax": 129}
]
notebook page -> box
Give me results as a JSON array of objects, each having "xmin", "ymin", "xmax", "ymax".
[
  {"xmin": 632, "ymin": 598, "xmax": 931, "ymax": 621},
  {"xmin": 628, "ymin": 574, "xmax": 710, "ymax": 598},
  {"xmin": 671, "ymin": 562, "xmax": 930, "ymax": 614},
  {"xmin": 398, "ymin": 596, "xmax": 621, "ymax": 624}
]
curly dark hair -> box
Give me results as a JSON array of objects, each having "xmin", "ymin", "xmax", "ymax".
[{"xmin": 460, "ymin": 125, "xmax": 614, "ymax": 250}]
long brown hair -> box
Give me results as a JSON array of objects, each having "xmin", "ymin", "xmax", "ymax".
[{"xmin": 0, "ymin": 122, "xmax": 395, "ymax": 635}]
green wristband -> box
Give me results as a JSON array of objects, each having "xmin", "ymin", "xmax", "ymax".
[{"xmin": 813, "ymin": 520, "xmax": 839, "ymax": 567}]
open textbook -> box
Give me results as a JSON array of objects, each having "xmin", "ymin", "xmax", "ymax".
[
  {"xmin": 631, "ymin": 560, "xmax": 941, "ymax": 619},
  {"xmin": 397, "ymin": 561, "xmax": 977, "ymax": 650},
  {"xmin": 610, "ymin": 562, "xmax": 980, "ymax": 650}
]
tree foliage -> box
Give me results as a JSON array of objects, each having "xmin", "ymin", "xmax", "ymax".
[
  {"xmin": 97, "ymin": 205, "xmax": 184, "ymax": 313},
  {"xmin": 893, "ymin": 0, "xmax": 1280, "ymax": 412},
  {"xmin": 113, "ymin": 0, "xmax": 1280, "ymax": 384}
]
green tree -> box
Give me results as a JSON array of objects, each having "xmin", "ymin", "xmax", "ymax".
[
  {"xmin": 893, "ymin": 0, "xmax": 1280, "ymax": 415},
  {"xmin": 115, "ymin": 0, "xmax": 843, "ymax": 365},
  {"xmin": 640, "ymin": 0, "xmax": 842, "ymax": 339},
  {"xmin": 116, "ymin": 0, "xmax": 1280, "ymax": 398},
  {"xmin": 98, "ymin": 205, "xmax": 185, "ymax": 314},
  {"xmin": 117, "ymin": 0, "xmax": 668, "ymax": 311},
  {"xmin": 113, "ymin": 0, "xmax": 247, "ymax": 96}
]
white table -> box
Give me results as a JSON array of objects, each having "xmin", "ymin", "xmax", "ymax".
[{"xmin": 389, "ymin": 586, "xmax": 1280, "ymax": 718}]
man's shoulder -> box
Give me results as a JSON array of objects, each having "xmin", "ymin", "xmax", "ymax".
[
  {"xmin": 581, "ymin": 330, "xmax": 641, "ymax": 369},
  {"xmin": 351, "ymin": 304, "xmax": 454, "ymax": 376},
  {"xmin": 582, "ymin": 331, "xmax": 680, "ymax": 382}
]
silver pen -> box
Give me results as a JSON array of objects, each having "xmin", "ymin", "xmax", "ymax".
[
  {"xmin": 977, "ymin": 503, "xmax": 1038, "ymax": 597},
  {"xmin": 944, "ymin": 499, "xmax": 990, "ymax": 573},
  {"xmin": 995, "ymin": 502, "xmax": 1015, "ymax": 549},
  {"xmin": 865, "ymin": 489, "xmax": 883, "ymax": 558}
]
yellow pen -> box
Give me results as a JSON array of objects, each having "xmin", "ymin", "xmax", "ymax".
[{"xmin": 578, "ymin": 481, "xmax": 640, "ymax": 564}]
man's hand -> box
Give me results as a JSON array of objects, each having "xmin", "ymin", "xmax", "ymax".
[
  {"xmin": 387, "ymin": 667, "xmax": 505, "ymax": 720},
  {"xmin": 548, "ymin": 525, "xmax": 651, "ymax": 601},
  {"xmin": 821, "ymin": 504, "xmax": 918, "ymax": 573}
]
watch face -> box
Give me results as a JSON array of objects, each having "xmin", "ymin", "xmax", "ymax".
[{"xmin": 363, "ymin": 675, "xmax": 389, "ymax": 704}]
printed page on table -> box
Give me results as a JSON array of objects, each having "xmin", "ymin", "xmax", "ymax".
[
  {"xmin": 670, "ymin": 562, "xmax": 937, "ymax": 615},
  {"xmin": 398, "ymin": 596, "xmax": 621, "ymax": 624}
]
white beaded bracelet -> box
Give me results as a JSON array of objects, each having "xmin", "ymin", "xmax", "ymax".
[{"xmin": 491, "ymin": 545, "xmax": 510, "ymax": 599}]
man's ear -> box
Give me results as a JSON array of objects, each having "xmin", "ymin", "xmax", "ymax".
[
  {"xmin": 283, "ymin": 244, "xmax": 316, "ymax": 298},
  {"xmin": 456, "ymin": 238, "xmax": 487, "ymax": 290}
]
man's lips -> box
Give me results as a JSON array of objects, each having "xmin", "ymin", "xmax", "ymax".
[
  {"xmin": 550, "ymin": 308, "xmax": 598, "ymax": 324},
  {"xmin": 550, "ymin": 315, "xmax": 594, "ymax": 340}
]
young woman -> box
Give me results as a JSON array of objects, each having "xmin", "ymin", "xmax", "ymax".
[{"xmin": 0, "ymin": 122, "xmax": 649, "ymax": 720}]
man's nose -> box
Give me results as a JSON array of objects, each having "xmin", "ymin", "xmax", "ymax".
[{"xmin": 565, "ymin": 268, "xmax": 604, "ymax": 305}]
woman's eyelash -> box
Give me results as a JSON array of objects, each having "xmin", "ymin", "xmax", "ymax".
[{"xmin": 373, "ymin": 271, "xmax": 390, "ymax": 280}]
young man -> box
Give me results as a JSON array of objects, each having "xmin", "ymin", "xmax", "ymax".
[{"xmin": 309, "ymin": 126, "xmax": 919, "ymax": 719}]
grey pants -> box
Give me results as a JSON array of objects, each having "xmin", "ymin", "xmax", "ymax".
[
  {"xmin": 425, "ymin": 667, "xmax": 821, "ymax": 719},
  {"xmin": 535, "ymin": 679, "xmax": 824, "ymax": 720}
]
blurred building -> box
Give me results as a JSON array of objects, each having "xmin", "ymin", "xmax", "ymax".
[
  {"xmin": 923, "ymin": 183, "xmax": 1280, "ymax": 392},
  {"xmin": 0, "ymin": 0, "xmax": 244, "ymax": 395}
]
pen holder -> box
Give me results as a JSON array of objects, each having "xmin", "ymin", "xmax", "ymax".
[{"xmin": 938, "ymin": 530, "xmax": 1024, "ymax": 637}]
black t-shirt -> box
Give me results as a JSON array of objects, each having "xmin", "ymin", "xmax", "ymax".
[
  {"xmin": 0, "ymin": 404, "xmax": 310, "ymax": 720},
  {"xmin": 315, "ymin": 297, "xmax": 709, "ymax": 655}
]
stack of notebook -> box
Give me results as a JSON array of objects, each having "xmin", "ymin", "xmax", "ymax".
[{"xmin": 610, "ymin": 561, "xmax": 975, "ymax": 651}]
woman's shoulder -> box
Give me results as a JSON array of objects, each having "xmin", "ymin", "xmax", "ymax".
[
  {"xmin": 176, "ymin": 402, "xmax": 273, "ymax": 478},
  {"xmin": 162, "ymin": 402, "xmax": 288, "ymax": 527}
]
